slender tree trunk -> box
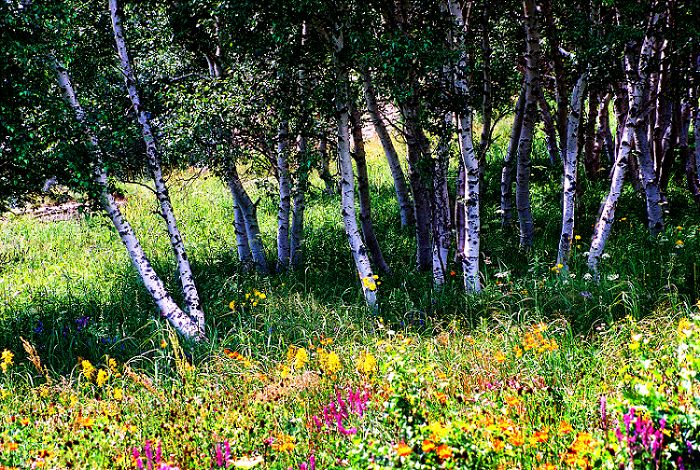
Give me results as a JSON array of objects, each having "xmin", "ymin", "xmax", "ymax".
[
  {"xmin": 626, "ymin": 35, "xmax": 665, "ymax": 236},
  {"xmin": 276, "ymin": 121, "xmax": 292, "ymax": 270},
  {"xmin": 54, "ymin": 59, "xmax": 203, "ymax": 340},
  {"xmin": 458, "ymin": 110, "xmax": 481, "ymax": 292},
  {"xmin": 541, "ymin": 0, "xmax": 567, "ymax": 156},
  {"xmin": 582, "ymin": 91, "xmax": 599, "ymax": 178},
  {"xmin": 400, "ymin": 100, "xmax": 433, "ymax": 271},
  {"xmin": 432, "ymin": 112, "xmax": 452, "ymax": 285},
  {"xmin": 289, "ymin": 135, "xmax": 308, "ymax": 270},
  {"xmin": 232, "ymin": 198, "xmax": 253, "ymax": 267},
  {"xmin": 362, "ymin": 71, "xmax": 414, "ymax": 228},
  {"xmin": 588, "ymin": 124, "xmax": 633, "ymax": 275},
  {"xmin": 557, "ymin": 73, "xmax": 587, "ymax": 268},
  {"xmin": 110, "ymin": 0, "xmax": 204, "ymax": 333},
  {"xmin": 613, "ymin": 82, "xmax": 629, "ymax": 157},
  {"xmin": 334, "ymin": 29, "xmax": 377, "ymax": 308},
  {"xmin": 501, "ymin": 83, "xmax": 526, "ymax": 227},
  {"xmin": 515, "ymin": 0, "xmax": 542, "ymax": 250},
  {"xmin": 594, "ymin": 92, "xmax": 614, "ymax": 167},
  {"xmin": 224, "ymin": 163, "xmax": 269, "ymax": 274},
  {"xmin": 350, "ymin": 106, "xmax": 390, "ymax": 274}
]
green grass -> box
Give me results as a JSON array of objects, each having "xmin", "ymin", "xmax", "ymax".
[{"xmin": 0, "ymin": 134, "xmax": 699, "ymax": 468}]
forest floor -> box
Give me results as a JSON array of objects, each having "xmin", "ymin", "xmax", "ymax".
[{"xmin": 0, "ymin": 138, "xmax": 699, "ymax": 468}]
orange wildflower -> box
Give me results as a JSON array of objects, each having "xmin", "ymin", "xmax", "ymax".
[
  {"xmin": 422, "ymin": 440, "xmax": 436, "ymax": 453},
  {"xmin": 395, "ymin": 441, "xmax": 412, "ymax": 457},
  {"xmin": 559, "ymin": 421, "xmax": 574, "ymax": 434},
  {"xmin": 436, "ymin": 444, "xmax": 453, "ymax": 460}
]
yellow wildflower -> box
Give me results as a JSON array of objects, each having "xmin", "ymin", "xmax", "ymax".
[
  {"xmin": 112, "ymin": 388, "xmax": 123, "ymax": 400},
  {"xmin": 395, "ymin": 441, "xmax": 412, "ymax": 457},
  {"xmin": 1, "ymin": 349, "xmax": 13, "ymax": 373},
  {"xmin": 356, "ymin": 351, "xmax": 377, "ymax": 375},
  {"xmin": 96, "ymin": 369, "xmax": 108, "ymax": 387},
  {"xmin": 319, "ymin": 350, "xmax": 342, "ymax": 375},
  {"xmin": 362, "ymin": 276, "xmax": 377, "ymax": 291},
  {"xmin": 81, "ymin": 360, "xmax": 95, "ymax": 381}
]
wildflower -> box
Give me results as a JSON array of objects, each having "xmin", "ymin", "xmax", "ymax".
[
  {"xmin": 435, "ymin": 392, "xmax": 447, "ymax": 405},
  {"xmin": 536, "ymin": 464, "xmax": 557, "ymax": 470},
  {"xmin": 293, "ymin": 347, "xmax": 309, "ymax": 370},
  {"xmin": 601, "ymin": 253, "xmax": 611, "ymax": 259},
  {"xmin": 606, "ymin": 273, "xmax": 619, "ymax": 281},
  {"xmin": 113, "ymin": 388, "xmax": 123, "ymax": 400},
  {"xmin": 229, "ymin": 300, "xmax": 236, "ymax": 310},
  {"xmin": 530, "ymin": 429, "xmax": 549, "ymax": 445},
  {"xmin": 96, "ymin": 369, "xmax": 108, "ymax": 387},
  {"xmin": 677, "ymin": 225, "xmax": 683, "ymax": 230},
  {"xmin": 436, "ymin": 444, "xmax": 453, "ymax": 460},
  {"xmin": 574, "ymin": 235, "xmax": 582, "ymax": 241},
  {"xmin": 422, "ymin": 440, "xmax": 436, "ymax": 453},
  {"xmin": 361, "ymin": 276, "xmax": 377, "ymax": 291},
  {"xmin": 428, "ymin": 422, "xmax": 449, "ymax": 440},
  {"xmin": 494, "ymin": 271, "xmax": 509, "ymax": 279},
  {"xmin": 494, "ymin": 351, "xmax": 506, "ymax": 363},
  {"xmin": 504, "ymin": 395, "xmax": 521, "ymax": 407},
  {"xmin": 271, "ymin": 434, "xmax": 295, "ymax": 453},
  {"xmin": 675, "ymin": 239, "xmax": 684, "ymax": 247},
  {"xmin": 394, "ymin": 441, "xmax": 412, "ymax": 457},
  {"xmin": 678, "ymin": 318, "xmax": 693, "ymax": 338},
  {"xmin": 1, "ymin": 350, "xmax": 13, "ymax": 373},
  {"xmin": 449, "ymin": 270, "xmax": 456, "ymax": 277},
  {"xmin": 508, "ymin": 432, "xmax": 525, "ymax": 447},
  {"xmin": 583, "ymin": 273, "xmax": 593, "ymax": 281},
  {"xmin": 319, "ymin": 350, "xmax": 342, "ymax": 375},
  {"xmin": 356, "ymin": 351, "xmax": 377, "ymax": 375},
  {"xmin": 160, "ymin": 340, "xmax": 167, "ymax": 349},
  {"xmin": 81, "ymin": 360, "xmax": 95, "ymax": 381},
  {"xmin": 108, "ymin": 357, "xmax": 120, "ymax": 376},
  {"xmin": 559, "ymin": 421, "xmax": 573, "ymax": 434},
  {"xmin": 5, "ymin": 442, "xmax": 18, "ymax": 452},
  {"xmin": 491, "ymin": 439, "xmax": 505, "ymax": 452},
  {"xmin": 513, "ymin": 346, "xmax": 523, "ymax": 358}
]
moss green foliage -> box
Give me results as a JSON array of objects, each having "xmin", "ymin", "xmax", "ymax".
[{"xmin": 0, "ymin": 141, "xmax": 699, "ymax": 468}]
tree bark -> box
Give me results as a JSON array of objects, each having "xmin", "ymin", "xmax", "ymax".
[
  {"xmin": 276, "ymin": 121, "xmax": 292, "ymax": 270},
  {"xmin": 400, "ymin": 100, "xmax": 433, "ymax": 271},
  {"xmin": 350, "ymin": 107, "xmax": 390, "ymax": 274},
  {"xmin": 516, "ymin": 0, "xmax": 542, "ymax": 250},
  {"xmin": 334, "ymin": 29, "xmax": 377, "ymax": 309},
  {"xmin": 54, "ymin": 59, "xmax": 204, "ymax": 340},
  {"xmin": 432, "ymin": 112, "xmax": 452, "ymax": 285},
  {"xmin": 318, "ymin": 137, "xmax": 336, "ymax": 195},
  {"xmin": 625, "ymin": 29, "xmax": 665, "ymax": 236},
  {"xmin": 501, "ymin": 83, "xmax": 526, "ymax": 227},
  {"xmin": 362, "ymin": 71, "xmax": 414, "ymax": 228},
  {"xmin": 110, "ymin": 0, "xmax": 204, "ymax": 334},
  {"xmin": 289, "ymin": 135, "xmax": 308, "ymax": 270},
  {"xmin": 557, "ymin": 72, "xmax": 587, "ymax": 268},
  {"xmin": 224, "ymin": 163, "xmax": 269, "ymax": 274},
  {"xmin": 232, "ymin": 198, "xmax": 253, "ymax": 267}
]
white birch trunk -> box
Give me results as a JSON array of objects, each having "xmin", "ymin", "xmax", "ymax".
[
  {"xmin": 228, "ymin": 181, "xmax": 253, "ymax": 267},
  {"xmin": 458, "ymin": 111, "xmax": 481, "ymax": 293},
  {"xmin": 432, "ymin": 112, "xmax": 452, "ymax": 286},
  {"xmin": 54, "ymin": 60, "xmax": 204, "ymax": 340},
  {"xmin": 625, "ymin": 25, "xmax": 665, "ymax": 236},
  {"xmin": 276, "ymin": 121, "xmax": 292, "ymax": 271},
  {"xmin": 334, "ymin": 30, "xmax": 377, "ymax": 309},
  {"xmin": 109, "ymin": 0, "xmax": 204, "ymax": 333},
  {"xmin": 362, "ymin": 71, "xmax": 414, "ymax": 228},
  {"xmin": 588, "ymin": 124, "xmax": 634, "ymax": 275},
  {"xmin": 225, "ymin": 163, "xmax": 269, "ymax": 274},
  {"xmin": 556, "ymin": 72, "xmax": 587, "ymax": 268}
]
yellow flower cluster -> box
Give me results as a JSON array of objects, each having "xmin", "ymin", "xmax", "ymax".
[
  {"xmin": 356, "ymin": 351, "xmax": 377, "ymax": 375},
  {"xmin": 286, "ymin": 346, "xmax": 309, "ymax": 370},
  {"xmin": 1, "ymin": 350, "xmax": 13, "ymax": 373},
  {"xmin": 317, "ymin": 349, "xmax": 342, "ymax": 375},
  {"xmin": 361, "ymin": 274, "xmax": 380, "ymax": 291},
  {"xmin": 271, "ymin": 434, "xmax": 295, "ymax": 453},
  {"xmin": 80, "ymin": 359, "xmax": 111, "ymax": 387},
  {"xmin": 229, "ymin": 288, "xmax": 267, "ymax": 311},
  {"xmin": 521, "ymin": 323, "xmax": 558, "ymax": 353}
]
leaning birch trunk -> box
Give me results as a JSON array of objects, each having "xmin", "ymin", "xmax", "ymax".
[
  {"xmin": 556, "ymin": 72, "xmax": 587, "ymax": 269},
  {"xmin": 232, "ymin": 198, "xmax": 253, "ymax": 267},
  {"xmin": 289, "ymin": 135, "xmax": 308, "ymax": 270},
  {"xmin": 625, "ymin": 30, "xmax": 665, "ymax": 236},
  {"xmin": 432, "ymin": 112, "xmax": 452, "ymax": 285},
  {"xmin": 109, "ymin": 0, "xmax": 204, "ymax": 333},
  {"xmin": 54, "ymin": 60, "xmax": 204, "ymax": 340},
  {"xmin": 350, "ymin": 107, "xmax": 390, "ymax": 274},
  {"xmin": 276, "ymin": 121, "xmax": 292, "ymax": 271},
  {"xmin": 537, "ymin": 93, "xmax": 561, "ymax": 165},
  {"xmin": 516, "ymin": 0, "xmax": 542, "ymax": 250},
  {"xmin": 501, "ymin": 83, "xmax": 526, "ymax": 227},
  {"xmin": 224, "ymin": 163, "xmax": 269, "ymax": 274},
  {"xmin": 362, "ymin": 71, "xmax": 414, "ymax": 228},
  {"xmin": 334, "ymin": 29, "xmax": 377, "ymax": 309},
  {"xmin": 588, "ymin": 124, "xmax": 634, "ymax": 275}
]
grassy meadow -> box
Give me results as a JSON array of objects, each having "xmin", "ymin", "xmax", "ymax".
[{"xmin": 1, "ymin": 135, "xmax": 700, "ymax": 469}]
